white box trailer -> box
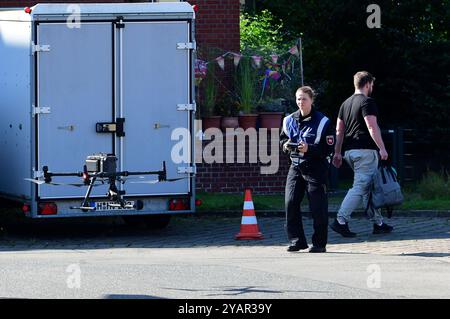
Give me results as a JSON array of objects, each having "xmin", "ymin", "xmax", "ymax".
[{"xmin": 0, "ymin": 3, "xmax": 196, "ymax": 224}]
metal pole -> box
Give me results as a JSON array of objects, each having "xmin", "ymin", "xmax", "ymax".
[{"xmin": 298, "ymin": 37, "xmax": 304, "ymax": 86}]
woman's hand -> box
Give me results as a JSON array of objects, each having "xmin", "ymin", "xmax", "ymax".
[
  {"xmin": 298, "ymin": 142, "xmax": 308, "ymax": 153},
  {"xmin": 283, "ymin": 139, "xmax": 292, "ymax": 152}
]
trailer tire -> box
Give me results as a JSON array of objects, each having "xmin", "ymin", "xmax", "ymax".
[{"xmin": 122, "ymin": 214, "xmax": 171, "ymax": 230}]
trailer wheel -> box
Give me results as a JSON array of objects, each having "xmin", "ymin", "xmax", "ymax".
[{"xmin": 122, "ymin": 214, "xmax": 171, "ymax": 230}]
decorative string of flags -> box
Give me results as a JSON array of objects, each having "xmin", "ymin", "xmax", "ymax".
[
  {"xmin": 195, "ymin": 43, "xmax": 301, "ymax": 81},
  {"xmin": 195, "ymin": 40, "xmax": 304, "ymax": 102}
]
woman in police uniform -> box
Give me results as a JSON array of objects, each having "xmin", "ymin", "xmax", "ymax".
[{"xmin": 280, "ymin": 86, "xmax": 334, "ymax": 253}]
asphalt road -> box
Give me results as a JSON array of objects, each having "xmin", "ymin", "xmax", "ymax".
[{"xmin": 0, "ymin": 215, "xmax": 449, "ymax": 299}]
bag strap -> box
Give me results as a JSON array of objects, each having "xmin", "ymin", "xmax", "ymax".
[
  {"xmin": 386, "ymin": 166, "xmax": 398, "ymax": 182},
  {"xmin": 380, "ymin": 166, "xmax": 387, "ymax": 184},
  {"xmin": 364, "ymin": 188, "xmax": 374, "ymax": 218}
]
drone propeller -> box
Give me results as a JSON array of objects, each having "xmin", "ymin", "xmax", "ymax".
[
  {"xmin": 130, "ymin": 177, "xmax": 188, "ymax": 184},
  {"xmin": 166, "ymin": 177, "xmax": 189, "ymax": 182},
  {"xmin": 130, "ymin": 179, "xmax": 159, "ymax": 184},
  {"xmin": 117, "ymin": 176, "xmax": 147, "ymax": 183},
  {"xmin": 24, "ymin": 178, "xmax": 46, "ymax": 185},
  {"xmin": 24, "ymin": 178, "xmax": 102, "ymax": 187}
]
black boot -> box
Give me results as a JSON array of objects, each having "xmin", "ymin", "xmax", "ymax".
[
  {"xmin": 309, "ymin": 246, "xmax": 326, "ymax": 253},
  {"xmin": 330, "ymin": 219, "xmax": 357, "ymax": 238},
  {"xmin": 373, "ymin": 223, "xmax": 394, "ymax": 234},
  {"xmin": 287, "ymin": 240, "xmax": 309, "ymax": 252}
]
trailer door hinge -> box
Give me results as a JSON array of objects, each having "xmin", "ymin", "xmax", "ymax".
[
  {"xmin": 32, "ymin": 106, "xmax": 51, "ymax": 117},
  {"xmin": 32, "ymin": 42, "xmax": 50, "ymax": 54},
  {"xmin": 177, "ymin": 103, "xmax": 196, "ymax": 112},
  {"xmin": 177, "ymin": 166, "xmax": 196, "ymax": 175},
  {"xmin": 177, "ymin": 42, "xmax": 196, "ymax": 50},
  {"xmin": 115, "ymin": 17, "xmax": 125, "ymax": 29}
]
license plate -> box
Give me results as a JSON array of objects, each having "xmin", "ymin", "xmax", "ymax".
[{"xmin": 92, "ymin": 201, "xmax": 135, "ymax": 211}]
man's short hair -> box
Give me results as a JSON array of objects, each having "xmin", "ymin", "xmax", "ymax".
[{"xmin": 354, "ymin": 71, "xmax": 375, "ymax": 89}]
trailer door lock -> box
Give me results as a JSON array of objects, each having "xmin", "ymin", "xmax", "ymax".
[{"xmin": 96, "ymin": 118, "xmax": 125, "ymax": 137}]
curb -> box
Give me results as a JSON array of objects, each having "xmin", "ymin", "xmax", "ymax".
[{"xmin": 195, "ymin": 210, "xmax": 450, "ymax": 218}]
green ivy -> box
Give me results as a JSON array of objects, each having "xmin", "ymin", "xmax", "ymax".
[{"xmin": 240, "ymin": 9, "xmax": 291, "ymax": 56}]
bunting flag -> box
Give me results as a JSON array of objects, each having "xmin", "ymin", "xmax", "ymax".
[
  {"xmin": 289, "ymin": 45, "xmax": 300, "ymax": 57},
  {"xmin": 215, "ymin": 56, "xmax": 225, "ymax": 70},
  {"xmin": 196, "ymin": 39, "xmax": 304, "ymax": 100},
  {"xmin": 251, "ymin": 55, "xmax": 262, "ymax": 68},
  {"xmin": 195, "ymin": 39, "xmax": 303, "ymax": 92},
  {"xmin": 232, "ymin": 53, "xmax": 242, "ymax": 67},
  {"xmin": 270, "ymin": 54, "xmax": 279, "ymax": 64},
  {"xmin": 198, "ymin": 40, "xmax": 302, "ymax": 71}
]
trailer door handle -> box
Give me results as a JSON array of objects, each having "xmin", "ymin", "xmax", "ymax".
[
  {"xmin": 154, "ymin": 123, "xmax": 170, "ymax": 129},
  {"xmin": 96, "ymin": 118, "xmax": 125, "ymax": 137}
]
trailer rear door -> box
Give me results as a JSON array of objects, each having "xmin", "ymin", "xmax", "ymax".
[
  {"xmin": 119, "ymin": 21, "xmax": 192, "ymax": 196},
  {"xmin": 37, "ymin": 23, "xmax": 113, "ymax": 199}
]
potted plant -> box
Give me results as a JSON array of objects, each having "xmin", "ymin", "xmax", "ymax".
[
  {"xmin": 257, "ymin": 98, "xmax": 288, "ymax": 130},
  {"xmin": 235, "ymin": 57, "xmax": 258, "ymax": 130},
  {"xmin": 215, "ymin": 94, "xmax": 239, "ymax": 131},
  {"xmin": 254, "ymin": 62, "xmax": 289, "ymax": 130},
  {"xmin": 200, "ymin": 63, "xmax": 221, "ymax": 131}
]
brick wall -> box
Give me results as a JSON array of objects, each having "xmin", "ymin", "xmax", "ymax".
[
  {"xmin": 196, "ymin": 131, "xmax": 290, "ymax": 194},
  {"xmin": 187, "ymin": 0, "xmax": 240, "ymax": 53},
  {"xmin": 187, "ymin": 0, "xmax": 240, "ymax": 97}
]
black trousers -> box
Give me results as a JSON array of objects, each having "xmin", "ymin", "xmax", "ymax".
[{"xmin": 285, "ymin": 164, "xmax": 329, "ymax": 248}]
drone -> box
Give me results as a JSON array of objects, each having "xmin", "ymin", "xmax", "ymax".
[{"xmin": 25, "ymin": 153, "xmax": 187, "ymax": 211}]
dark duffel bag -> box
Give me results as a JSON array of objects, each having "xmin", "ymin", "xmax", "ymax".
[{"xmin": 366, "ymin": 163, "xmax": 404, "ymax": 218}]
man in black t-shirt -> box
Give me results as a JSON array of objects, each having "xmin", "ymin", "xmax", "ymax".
[{"xmin": 331, "ymin": 71, "xmax": 393, "ymax": 237}]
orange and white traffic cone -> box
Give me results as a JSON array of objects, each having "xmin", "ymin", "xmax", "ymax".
[{"xmin": 235, "ymin": 189, "xmax": 263, "ymax": 240}]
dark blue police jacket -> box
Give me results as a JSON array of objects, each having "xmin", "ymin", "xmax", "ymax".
[{"xmin": 280, "ymin": 109, "xmax": 334, "ymax": 183}]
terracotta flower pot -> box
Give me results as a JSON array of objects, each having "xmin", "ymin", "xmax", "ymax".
[
  {"xmin": 201, "ymin": 116, "xmax": 222, "ymax": 131},
  {"xmin": 221, "ymin": 116, "xmax": 239, "ymax": 131},
  {"xmin": 258, "ymin": 112, "xmax": 284, "ymax": 130},
  {"xmin": 238, "ymin": 114, "xmax": 258, "ymax": 130}
]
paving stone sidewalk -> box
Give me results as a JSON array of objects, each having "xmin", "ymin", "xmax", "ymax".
[{"xmin": 0, "ymin": 216, "xmax": 448, "ymax": 260}]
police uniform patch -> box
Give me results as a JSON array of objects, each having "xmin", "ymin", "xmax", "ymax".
[{"xmin": 326, "ymin": 135, "xmax": 335, "ymax": 145}]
